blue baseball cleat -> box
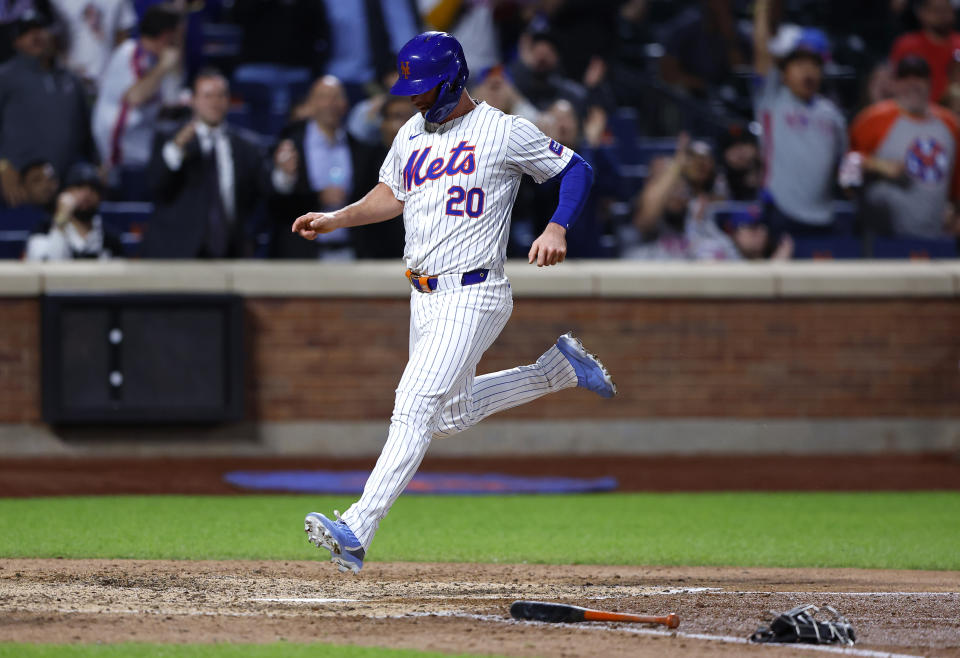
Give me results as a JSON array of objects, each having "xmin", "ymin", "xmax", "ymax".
[
  {"xmin": 556, "ymin": 332, "xmax": 617, "ymax": 398},
  {"xmin": 304, "ymin": 511, "xmax": 365, "ymax": 573}
]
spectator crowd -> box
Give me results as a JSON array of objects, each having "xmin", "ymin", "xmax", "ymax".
[{"xmin": 2, "ymin": 0, "xmax": 960, "ymax": 262}]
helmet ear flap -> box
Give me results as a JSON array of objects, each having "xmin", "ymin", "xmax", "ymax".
[{"xmin": 424, "ymin": 78, "xmax": 460, "ymax": 124}]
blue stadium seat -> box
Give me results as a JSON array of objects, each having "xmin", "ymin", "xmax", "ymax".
[
  {"xmin": 791, "ymin": 237, "xmax": 862, "ymax": 260},
  {"xmin": 201, "ymin": 22, "xmax": 243, "ymax": 73},
  {"xmin": 872, "ymin": 237, "xmax": 957, "ymax": 260},
  {"xmin": 0, "ymin": 205, "xmax": 47, "ymax": 259},
  {"xmin": 99, "ymin": 201, "xmax": 153, "ymax": 258},
  {"xmin": 226, "ymin": 105, "xmax": 254, "ymax": 131},
  {"xmin": 608, "ymin": 108, "xmax": 640, "ymax": 165},
  {"xmin": 832, "ymin": 203, "xmax": 857, "ymax": 236},
  {"xmin": 111, "ymin": 165, "xmax": 150, "ymax": 202}
]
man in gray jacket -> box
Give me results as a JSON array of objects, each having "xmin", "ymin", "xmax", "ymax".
[{"xmin": 0, "ymin": 10, "xmax": 95, "ymax": 207}]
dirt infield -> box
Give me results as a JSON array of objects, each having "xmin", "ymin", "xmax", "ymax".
[
  {"xmin": 1, "ymin": 559, "xmax": 957, "ymax": 657},
  {"xmin": 2, "ymin": 453, "xmax": 960, "ymax": 496}
]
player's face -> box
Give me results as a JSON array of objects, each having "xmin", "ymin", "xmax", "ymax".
[
  {"xmin": 193, "ymin": 76, "xmax": 229, "ymax": 126},
  {"xmin": 410, "ymin": 85, "xmax": 441, "ymax": 116},
  {"xmin": 783, "ymin": 56, "xmax": 822, "ymax": 101}
]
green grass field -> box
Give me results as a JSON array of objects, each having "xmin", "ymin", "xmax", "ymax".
[
  {"xmin": 1, "ymin": 492, "xmax": 958, "ymax": 570},
  {"xmin": 0, "ymin": 644, "xmax": 499, "ymax": 658}
]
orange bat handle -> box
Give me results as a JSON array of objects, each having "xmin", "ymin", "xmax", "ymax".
[{"xmin": 582, "ymin": 610, "xmax": 680, "ymax": 628}]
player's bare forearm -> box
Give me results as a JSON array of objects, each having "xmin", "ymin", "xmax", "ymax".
[
  {"xmin": 333, "ymin": 183, "xmax": 404, "ymax": 228},
  {"xmin": 292, "ymin": 182, "xmax": 403, "ymax": 240},
  {"xmin": 528, "ymin": 222, "xmax": 567, "ymax": 267}
]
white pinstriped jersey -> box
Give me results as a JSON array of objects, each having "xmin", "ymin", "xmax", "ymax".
[{"xmin": 379, "ymin": 101, "xmax": 574, "ymax": 274}]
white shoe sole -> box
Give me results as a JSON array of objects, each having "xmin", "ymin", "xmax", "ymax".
[{"xmin": 304, "ymin": 515, "xmax": 361, "ymax": 574}]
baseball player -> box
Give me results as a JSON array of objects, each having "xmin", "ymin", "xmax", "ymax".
[{"xmin": 292, "ymin": 32, "xmax": 616, "ymax": 573}]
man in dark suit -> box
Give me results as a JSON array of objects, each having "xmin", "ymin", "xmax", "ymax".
[
  {"xmin": 143, "ymin": 68, "xmax": 266, "ymax": 258},
  {"xmin": 268, "ymin": 75, "xmax": 366, "ymax": 259},
  {"xmin": 348, "ymin": 94, "xmax": 413, "ymax": 259}
]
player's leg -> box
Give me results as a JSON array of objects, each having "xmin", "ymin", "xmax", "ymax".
[
  {"xmin": 338, "ymin": 282, "xmax": 512, "ymax": 550},
  {"xmin": 433, "ymin": 342, "xmax": 577, "ymax": 438},
  {"xmin": 434, "ymin": 333, "xmax": 617, "ymax": 439}
]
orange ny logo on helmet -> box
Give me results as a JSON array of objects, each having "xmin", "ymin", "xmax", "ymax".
[{"xmin": 400, "ymin": 61, "xmax": 411, "ymax": 79}]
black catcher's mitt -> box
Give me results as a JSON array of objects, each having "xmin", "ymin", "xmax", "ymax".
[{"xmin": 750, "ymin": 604, "xmax": 856, "ymax": 645}]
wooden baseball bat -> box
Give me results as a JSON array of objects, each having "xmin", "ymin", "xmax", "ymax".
[{"xmin": 510, "ymin": 601, "xmax": 680, "ymax": 629}]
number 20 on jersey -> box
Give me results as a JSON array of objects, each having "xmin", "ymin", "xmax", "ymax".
[{"xmin": 446, "ymin": 186, "xmax": 485, "ymax": 218}]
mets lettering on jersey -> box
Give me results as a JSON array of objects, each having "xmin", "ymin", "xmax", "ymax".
[
  {"xmin": 378, "ymin": 101, "xmax": 574, "ymax": 274},
  {"xmin": 403, "ymin": 141, "xmax": 477, "ymax": 189}
]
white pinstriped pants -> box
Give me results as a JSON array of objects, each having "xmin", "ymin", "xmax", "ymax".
[{"xmin": 341, "ymin": 275, "xmax": 578, "ymax": 549}]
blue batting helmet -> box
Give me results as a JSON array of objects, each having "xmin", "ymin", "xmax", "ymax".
[{"xmin": 390, "ymin": 31, "xmax": 469, "ymax": 124}]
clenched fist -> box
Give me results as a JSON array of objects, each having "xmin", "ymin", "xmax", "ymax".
[{"xmin": 528, "ymin": 222, "xmax": 567, "ymax": 267}]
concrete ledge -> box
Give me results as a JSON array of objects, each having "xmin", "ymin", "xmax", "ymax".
[
  {"xmin": 42, "ymin": 261, "xmax": 229, "ymax": 293},
  {"xmin": 0, "ymin": 263, "xmax": 41, "ymax": 295},
  {"xmin": 774, "ymin": 262, "xmax": 955, "ymax": 298},
  {"xmin": 228, "ymin": 261, "xmax": 409, "ymax": 297},
  {"xmin": 2, "ymin": 419, "xmax": 958, "ymax": 457},
  {"xmin": 590, "ymin": 262, "xmax": 777, "ymax": 298},
  {"xmin": 5, "ymin": 260, "xmax": 960, "ymax": 298},
  {"xmin": 941, "ymin": 262, "xmax": 960, "ymax": 295},
  {"xmin": 503, "ymin": 261, "xmax": 596, "ymax": 296}
]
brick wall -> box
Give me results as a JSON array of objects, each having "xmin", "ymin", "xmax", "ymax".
[
  {"xmin": 3, "ymin": 296, "xmax": 956, "ymax": 423},
  {"xmin": 0, "ymin": 299, "xmax": 41, "ymax": 422},
  {"xmin": 246, "ymin": 297, "xmax": 960, "ymax": 420}
]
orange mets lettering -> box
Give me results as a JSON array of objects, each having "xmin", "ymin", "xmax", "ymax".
[{"xmin": 400, "ymin": 61, "xmax": 411, "ymax": 78}]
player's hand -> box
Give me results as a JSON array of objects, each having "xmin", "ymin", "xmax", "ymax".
[
  {"xmin": 528, "ymin": 222, "xmax": 567, "ymax": 267},
  {"xmin": 291, "ymin": 211, "xmax": 339, "ymax": 240}
]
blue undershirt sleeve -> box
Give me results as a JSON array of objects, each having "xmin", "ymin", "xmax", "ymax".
[{"xmin": 547, "ymin": 152, "xmax": 594, "ymax": 230}]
